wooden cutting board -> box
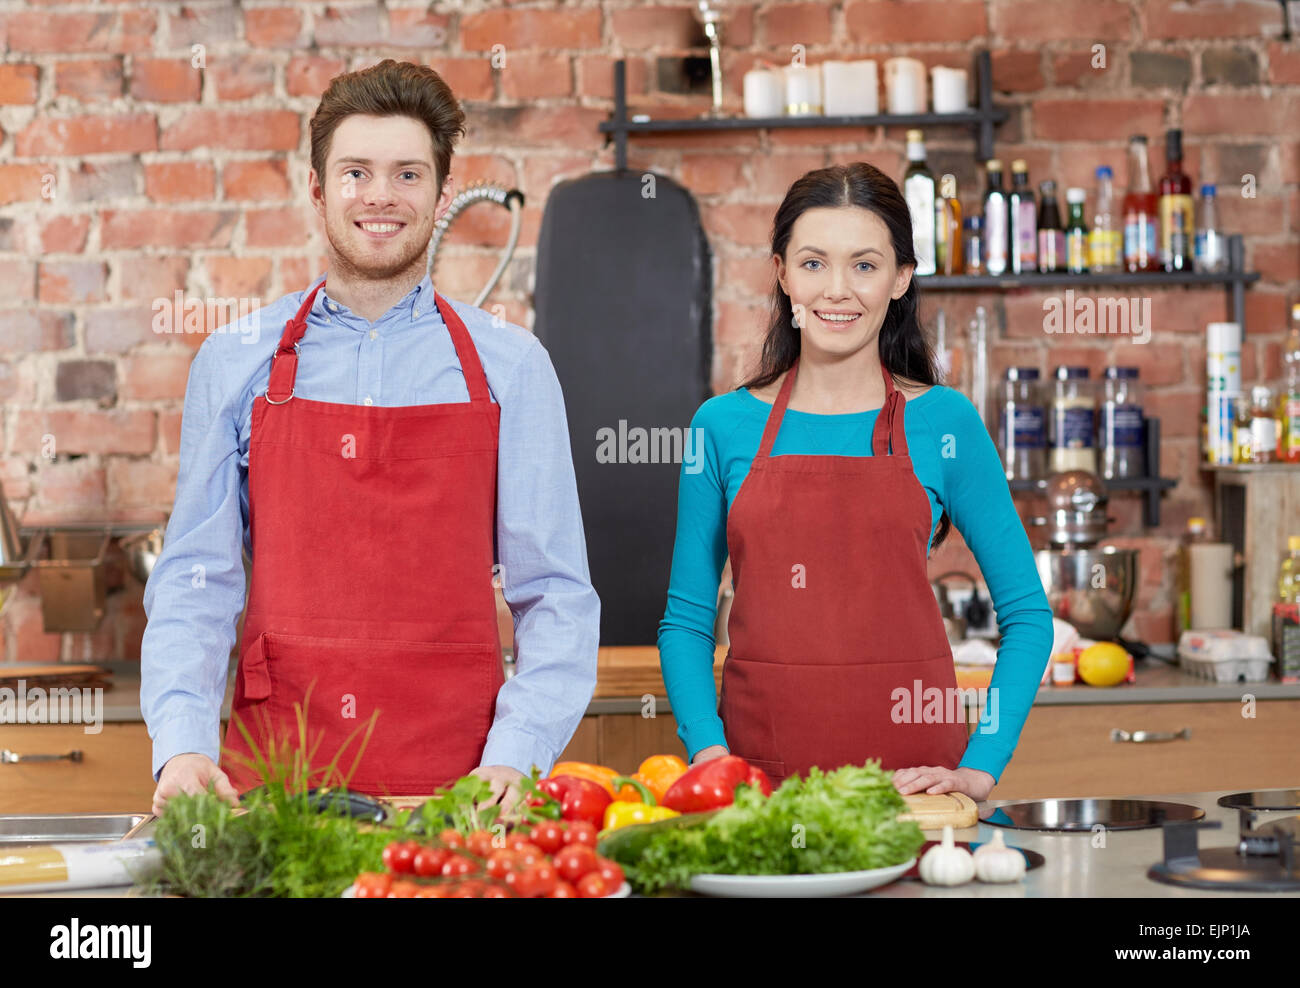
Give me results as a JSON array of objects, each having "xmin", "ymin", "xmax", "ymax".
[{"xmin": 898, "ymin": 792, "xmax": 978, "ymax": 829}]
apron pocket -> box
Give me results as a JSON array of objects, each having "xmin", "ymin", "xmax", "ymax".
[{"xmin": 255, "ymin": 633, "xmax": 499, "ymax": 795}]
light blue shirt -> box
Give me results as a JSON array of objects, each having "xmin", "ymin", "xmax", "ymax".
[{"xmin": 140, "ymin": 272, "xmax": 600, "ymax": 781}]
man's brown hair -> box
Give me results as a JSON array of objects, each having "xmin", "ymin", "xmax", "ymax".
[{"xmin": 309, "ymin": 59, "xmax": 467, "ymax": 198}]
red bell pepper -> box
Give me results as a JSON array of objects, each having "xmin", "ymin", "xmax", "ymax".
[
  {"xmin": 536, "ymin": 774, "xmax": 612, "ymax": 827},
  {"xmin": 661, "ymin": 756, "xmax": 773, "ymax": 813}
]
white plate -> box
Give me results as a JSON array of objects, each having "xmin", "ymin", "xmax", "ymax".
[
  {"xmin": 343, "ymin": 880, "xmax": 631, "ymax": 898},
  {"xmin": 688, "ymin": 858, "xmax": 916, "ymax": 898}
]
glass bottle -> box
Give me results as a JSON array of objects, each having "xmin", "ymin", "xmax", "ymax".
[
  {"xmin": 1194, "ymin": 184, "xmax": 1226, "ymax": 273},
  {"xmin": 1088, "ymin": 166, "xmax": 1120, "ymax": 273},
  {"xmin": 1123, "ymin": 135, "xmax": 1160, "ymax": 273},
  {"xmin": 982, "ymin": 160, "xmax": 1009, "ymax": 276},
  {"xmin": 903, "ymin": 129, "xmax": 937, "ymax": 276},
  {"xmin": 1176, "ymin": 517, "xmax": 1209, "ymax": 637},
  {"xmin": 1037, "ymin": 180, "xmax": 1065, "ymax": 274},
  {"xmin": 1009, "ymin": 160, "xmax": 1037, "ymax": 275},
  {"xmin": 1280, "ymin": 302, "xmax": 1300, "ymax": 463},
  {"xmin": 1050, "ymin": 366, "xmax": 1096, "ymax": 474},
  {"xmin": 963, "ymin": 216, "xmax": 983, "ymax": 275},
  {"xmin": 1159, "ymin": 128, "xmax": 1195, "ymax": 272},
  {"xmin": 1251, "ymin": 385, "xmax": 1279, "ymax": 463},
  {"xmin": 935, "ymin": 173, "xmax": 964, "ymax": 276},
  {"xmin": 1100, "ymin": 366, "xmax": 1145, "ymax": 479},
  {"xmin": 998, "ymin": 367, "xmax": 1047, "ymax": 482},
  {"xmin": 1065, "ymin": 188, "xmax": 1089, "ymax": 275}
]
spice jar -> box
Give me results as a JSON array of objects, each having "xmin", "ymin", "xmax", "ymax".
[
  {"xmin": 1100, "ymin": 366, "xmax": 1145, "ymax": 479},
  {"xmin": 998, "ymin": 367, "xmax": 1046, "ymax": 482},
  {"xmin": 1050, "ymin": 366, "xmax": 1096, "ymax": 474}
]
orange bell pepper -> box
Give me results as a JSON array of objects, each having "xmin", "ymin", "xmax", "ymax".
[
  {"xmin": 613, "ymin": 754, "xmax": 689, "ymax": 802},
  {"xmin": 548, "ymin": 761, "xmax": 619, "ymax": 795}
]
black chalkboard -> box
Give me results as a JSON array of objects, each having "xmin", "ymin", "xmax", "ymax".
[{"xmin": 534, "ymin": 170, "xmax": 712, "ymax": 645}]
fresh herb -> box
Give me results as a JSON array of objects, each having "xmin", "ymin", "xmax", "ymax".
[{"xmin": 600, "ymin": 762, "xmax": 926, "ymax": 894}]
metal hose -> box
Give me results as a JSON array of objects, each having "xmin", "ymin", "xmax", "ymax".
[{"xmin": 426, "ymin": 182, "xmax": 526, "ymax": 308}]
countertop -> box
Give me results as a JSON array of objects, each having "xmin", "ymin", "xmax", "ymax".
[
  {"xmin": 6, "ymin": 787, "xmax": 1296, "ymax": 898},
  {"xmin": 82, "ymin": 648, "xmax": 1300, "ymax": 723}
]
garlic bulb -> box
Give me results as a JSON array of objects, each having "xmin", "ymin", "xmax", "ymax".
[
  {"xmin": 918, "ymin": 825, "xmax": 975, "ymax": 886},
  {"xmin": 973, "ymin": 829, "xmax": 1026, "ymax": 883}
]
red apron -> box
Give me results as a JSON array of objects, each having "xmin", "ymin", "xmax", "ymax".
[
  {"xmin": 222, "ymin": 279, "xmax": 504, "ymax": 797},
  {"xmin": 719, "ymin": 357, "xmax": 968, "ymax": 785}
]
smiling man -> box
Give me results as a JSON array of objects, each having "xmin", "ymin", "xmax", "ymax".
[{"xmin": 141, "ymin": 59, "xmax": 599, "ymax": 815}]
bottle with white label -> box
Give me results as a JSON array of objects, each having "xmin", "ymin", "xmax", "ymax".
[
  {"xmin": 903, "ymin": 130, "xmax": 937, "ymax": 276},
  {"xmin": 982, "ymin": 160, "xmax": 1009, "ymax": 276},
  {"xmin": 1008, "ymin": 160, "xmax": 1037, "ymax": 275},
  {"xmin": 1050, "ymin": 366, "xmax": 1096, "ymax": 474}
]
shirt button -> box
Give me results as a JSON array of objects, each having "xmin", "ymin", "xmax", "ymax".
[
  {"xmin": 364, "ymin": 396, "xmax": 373, "ymax": 406},
  {"xmin": 324, "ymin": 315, "xmax": 332, "ymax": 323},
  {"xmin": 413, "ymin": 307, "xmax": 420, "ymax": 317},
  {"xmin": 369, "ymin": 330, "xmax": 378, "ymax": 340}
]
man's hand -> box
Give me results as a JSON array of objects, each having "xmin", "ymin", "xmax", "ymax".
[
  {"xmin": 152, "ymin": 752, "xmax": 240, "ymax": 817},
  {"xmin": 690, "ymin": 744, "xmax": 729, "ymax": 765},
  {"xmin": 470, "ymin": 764, "xmax": 525, "ymax": 816},
  {"xmin": 892, "ymin": 765, "xmax": 995, "ymax": 801}
]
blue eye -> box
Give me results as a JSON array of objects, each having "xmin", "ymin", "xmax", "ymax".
[
  {"xmin": 857, "ymin": 261, "xmax": 875, "ymax": 272},
  {"xmin": 803, "ymin": 259, "xmax": 822, "ymax": 270},
  {"xmin": 401, "ymin": 171, "xmax": 418, "ymax": 181}
]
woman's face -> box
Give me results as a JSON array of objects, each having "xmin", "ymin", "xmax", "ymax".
[{"xmin": 774, "ymin": 205, "xmax": 913, "ymax": 360}]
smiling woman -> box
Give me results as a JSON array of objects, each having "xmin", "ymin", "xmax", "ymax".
[{"xmin": 657, "ymin": 162, "xmax": 1055, "ymax": 803}]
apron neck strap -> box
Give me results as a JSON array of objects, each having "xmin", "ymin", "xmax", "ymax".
[
  {"xmin": 266, "ymin": 279, "xmax": 492, "ymax": 404},
  {"xmin": 754, "ymin": 356, "xmax": 909, "ymax": 459}
]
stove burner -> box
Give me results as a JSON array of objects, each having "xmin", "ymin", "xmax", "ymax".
[
  {"xmin": 1148, "ymin": 814, "xmax": 1300, "ymax": 892},
  {"xmin": 1217, "ymin": 789, "xmax": 1300, "ymax": 812},
  {"xmin": 984, "ymin": 798, "xmax": 1204, "ymax": 832}
]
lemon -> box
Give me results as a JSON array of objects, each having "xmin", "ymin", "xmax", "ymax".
[{"xmin": 1077, "ymin": 642, "xmax": 1130, "ymax": 687}]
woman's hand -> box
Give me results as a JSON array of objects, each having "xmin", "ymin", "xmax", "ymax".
[
  {"xmin": 892, "ymin": 765, "xmax": 995, "ymax": 801},
  {"xmin": 690, "ymin": 744, "xmax": 729, "ymax": 765}
]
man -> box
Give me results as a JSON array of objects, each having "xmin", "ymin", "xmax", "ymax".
[{"xmin": 141, "ymin": 59, "xmax": 599, "ymax": 816}]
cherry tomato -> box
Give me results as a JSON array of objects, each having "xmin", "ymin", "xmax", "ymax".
[
  {"xmin": 438, "ymin": 829, "xmax": 466, "ymax": 850},
  {"xmin": 576, "ymin": 872, "xmax": 611, "ymax": 898},
  {"xmin": 515, "ymin": 862, "xmax": 559, "ymax": 898},
  {"xmin": 467, "ymin": 829, "xmax": 496, "ymax": 858},
  {"xmin": 505, "ymin": 832, "xmax": 540, "ymax": 852},
  {"xmin": 548, "ymin": 881, "xmax": 579, "ymax": 898},
  {"xmin": 388, "ymin": 879, "xmax": 421, "ymax": 898},
  {"xmin": 529, "ymin": 821, "xmax": 566, "ymax": 855},
  {"xmin": 482, "ymin": 884, "xmax": 512, "ymax": 898},
  {"xmin": 512, "ymin": 844, "xmax": 545, "ymax": 869},
  {"xmin": 595, "ymin": 857, "xmax": 624, "ymax": 888},
  {"xmin": 563, "ymin": 821, "xmax": 598, "ymax": 848},
  {"xmin": 456, "ymin": 880, "xmax": 487, "ymax": 898},
  {"xmin": 415, "ymin": 886, "xmax": 441, "ymax": 898},
  {"xmin": 553, "ymin": 844, "xmax": 598, "ymax": 884},
  {"xmin": 502, "ymin": 869, "xmax": 521, "ymax": 893},
  {"xmin": 384, "ymin": 841, "xmax": 421, "ymax": 874},
  {"xmin": 353, "ymin": 871, "xmax": 392, "ymax": 897},
  {"xmin": 485, "ymin": 849, "xmax": 517, "ymax": 880},
  {"xmin": 441, "ymin": 853, "xmax": 480, "ymax": 878},
  {"xmin": 412, "ymin": 846, "xmax": 448, "ymax": 878}
]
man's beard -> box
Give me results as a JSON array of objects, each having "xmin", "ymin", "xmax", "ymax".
[{"xmin": 325, "ymin": 213, "xmax": 430, "ymax": 283}]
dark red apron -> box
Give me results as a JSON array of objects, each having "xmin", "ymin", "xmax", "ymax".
[
  {"xmin": 223, "ymin": 279, "xmax": 504, "ymax": 797},
  {"xmin": 720, "ymin": 357, "xmax": 968, "ymax": 785}
]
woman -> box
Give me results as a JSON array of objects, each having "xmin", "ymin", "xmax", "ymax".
[{"xmin": 658, "ymin": 162, "xmax": 1054, "ymax": 800}]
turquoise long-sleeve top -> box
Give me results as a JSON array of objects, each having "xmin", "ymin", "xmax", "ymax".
[{"xmin": 657, "ymin": 383, "xmax": 1055, "ymax": 782}]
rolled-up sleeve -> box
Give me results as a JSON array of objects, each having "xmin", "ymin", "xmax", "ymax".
[
  {"xmin": 479, "ymin": 339, "xmax": 600, "ymax": 775},
  {"xmin": 140, "ymin": 338, "xmax": 249, "ymax": 781}
]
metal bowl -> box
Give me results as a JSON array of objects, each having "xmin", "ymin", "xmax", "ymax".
[
  {"xmin": 119, "ymin": 527, "xmax": 165, "ymax": 585},
  {"xmin": 1034, "ymin": 545, "xmax": 1137, "ymax": 640}
]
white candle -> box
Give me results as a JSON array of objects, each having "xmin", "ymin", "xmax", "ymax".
[
  {"xmin": 742, "ymin": 68, "xmax": 784, "ymax": 118},
  {"xmin": 931, "ymin": 66, "xmax": 970, "ymax": 113},
  {"xmin": 822, "ymin": 60, "xmax": 878, "ymax": 116},
  {"xmin": 784, "ymin": 64, "xmax": 822, "ymax": 116}
]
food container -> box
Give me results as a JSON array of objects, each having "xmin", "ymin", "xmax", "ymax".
[
  {"xmin": 29, "ymin": 528, "xmax": 113, "ymax": 632},
  {"xmin": 1177, "ymin": 630, "xmax": 1274, "ymax": 683}
]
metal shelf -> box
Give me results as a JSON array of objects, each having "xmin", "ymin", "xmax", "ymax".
[{"xmin": 599, "ymin": 49, "xmax": 1010, "ymax": 168}]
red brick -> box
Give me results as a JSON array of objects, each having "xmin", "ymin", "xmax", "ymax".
[
  {"xmin": 1214, "ymin": 193, "xmax": 1287, "ymax": 236},
  {"xmin": 84, "ymin": 305, "xmax": 178, "ymax": 353},
  {"xmin": 1183, "ymin": 93, "xmax": 1290, "ymax": 136},
  {"xmin": 107, "ymin": 459, "xmax": 178, "ymax": 510},
  {"xmin": 286, "ymin": 56, "xmax": 347, "ymax": 99},
  {"xmin": 159, "ymin": 411, "xmax": 183, "ymax": 455},
  {"xmin": 246, "ymin": 206, "xmax": 312, "ymax": 248},
  {"xmin": 1250, "ymin": 242, "xmax": 1300, "ymax": 285},
  {"xmin": 38, "ymin": 261, "xmax": 107, "ymax": 305},
  {"xmin": 575, "ymin": 55, "xmax": 651, "ymax": 100},
  {"xmin": 0, "ymin": 311, "xmax": 74, "ymax": 353},
  {"xmin": 704, "ymin": 203, "xmax": 774, "ymax": 248},
  {"xmin": 991, "ymin": 0, "xmax": 1131, "ymax": 41},
  {"xmin": 1143, "ymin": 0, "xmax": 1277, "ymax": 40},
  {"xmin": 130, "ymin": 58, "xmax": 201, "ymax": 102},
  {"xmin": 844, "ymin": 1, "xmax": 988, "ymax": 44},
  {"xmin": 210, "ymin": 55, "xmax": 276, "ymax": 101},
  {"xmin": 751, "ymin": 152, "xmax": 827, "ymax": 199},
  {"xmin": 6, "ymin": 596, "xmax": 63, "ymax": 664},
  {"xmin": 680, "ymin": 154, "xmax": 748, "ymax": 196},
  {"xmin": 53, "ymin": 58, "xmax": 124, "ymax": 102},
  {"xmin": 311, "ymin": 4, "xmax": 385, "ymax": 47},
  {"xmin": 424, "ymin": 57, "xmax": 493, "ymax": 102},
  {"xmin": 470, "ymin": 105, "xmax": 608, "ymax": 149},
  {"xmin": 101, "ymin": 209, "xmax": 236, "ymax": 249},
  {"xmin": 121, "ymin": 352, "xmax": 196, "ymax": 401},
  {"xmin": 9, "ymin": 12, "xmax": 112, "ymax": 52},
  {"xmin": 766, "ymin": 126, "xmax": 870, "ymax": 150},
  {"xmin": 0, "ymin": 361, "xmax": 35, "ymax": 404},
  {"xmin": 12, "ymin": 410, "xmax": 156, "ymax": 456},
  {"xmin": 34, "ymin": 460, "xmax": 107, "ymax": 513},
  {"xmin": 160, "ymin": 110, "xmax": 300, "ymax": 152},
  {"xmin": 116, "ymin": 256, "xmax": 189, "ymax": 302},
  {"xmin": 608, "ymin": 7, "xmax": 699, "ymax": 49},
  {"xmin": 386, "ymin": 9, "xmax": 453, "ymax": 48},
  {"xmin": 1110, "ymin": 340, "xmax": 1190, "ymax": 387},
  {"xmin": 761, "ymin": 3, "xmax": 833, "ymax": 46},
  {"xmin": 66, "ymin": 159, "xmax": 140, "ymax": 203},
  {"xmin": 436, "ymin": 253, "xmax": 507, "ymax": 301},
  {"xmin": 463, "ymin": 8, "xmax": 602, "ymax": 51},
  {"xmin": 144, "ymin": 161, "xmax": 216, "ymax": 202},
  {"xmin": 222, "ymin": 159, "xmax": 290, "ymax": 201},
  {"xmin": 0, "ymin": 164, "xmax": 48, "ymax": 205},
  {"xmin": 501, "ymin": 54, "xmax": 573, "ymax": 101},
  {"xmin": 722, "ymin": 253, "xmax": 780, "ymax": 297},
  {"xmin": 244, "ymin": 7, "xmax": 304, "ymax": 48},
  {"xmin": 1144, "ymin": 388, "xmax": 1202, "ymax": 439},
  {"xmin": 1268, "ymin": 42, "xmax": 1300, "ymax": 84},
  {"xmin": 715, "ymin": 299, "xmax": 770, "ymax": 346},
  {"xmin": 39, "ymin": 215, "xmax": 91, "ymax": 254},
  {"xmin": 165, "ymin": 5, "xmax": 238, "ymax": 47},
  {"xmin": 0, "ymin": 260, "xmax": 36, "ymax": 302},
  {"xmin": 1031, "ymin": 99, "xmax": 1164, "ymax": 142},
  {"xmin": 991, "ymin": 49, "xmax": 1044, "ymax": 93},
  {"xmin": 453, "ymin": 154, "xmax": 518, "ymax": 189},
  {"xmin": 205, "ymin": 256, "xmax": 272, "ymax": 298},
  {"xmin": 0, "ymin": 63, "xmax": 39, "ymax": 104},
  {"xmin": 1053, "ymin": 50, "xmax": 1121, "ymax": 90},
  {"xmin": 1243, "ymin": 289, "xmax": 1289, "ymax": 335},
  {"xmin": 520, "ymin": 154, "xmax": 590, "ymax": 197},
  {"xmin": 15, "ymin": 113, "xmax": 156, "ymax": 156}
]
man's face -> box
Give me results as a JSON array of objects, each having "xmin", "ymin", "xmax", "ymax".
[{"xmin": 309, "ymin": 114, "xmax": 455, "ymax": 282}]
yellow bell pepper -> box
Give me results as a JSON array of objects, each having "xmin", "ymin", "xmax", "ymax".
[
  {"xmin": 549, "ymin": 761, "xmax": 619, "ymax": 795},
  {"xmin": 602, "ymin": 777, "xmax": 680, "ymax": 831}
]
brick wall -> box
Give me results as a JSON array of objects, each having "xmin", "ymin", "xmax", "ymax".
[{"xmin": 2, "ymin": 1, "xmax": 1296, "ymax": 659}]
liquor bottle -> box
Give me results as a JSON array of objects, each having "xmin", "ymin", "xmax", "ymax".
[
  {"xmin": 1008, "ymin": 160, "xmax": 1037, "ymax": 275},
  {"xmin": 1065, "ymin": 187, "xmax": 1089, "ymax": 274},
  {"xmin": 1123, "ymin": 135, "xmax": 1160, "ymax": 273},
  {"xmin": 1088, "ymin": 166, "xmax": 1120, "ymax": 273},
  {"xmin": 1037, "ymin": 180, "xmax": 1065, "ymax": 274},
  {"xmin": 1159, "ymin": 128, "xmax": 1195, "ymax": 272},
  {"xmin": 935, "ymin": 173, "xmax": 964, "ymax": 275},
  {"xmin": 982, "ymin": 160, "xmax": 1009, "ymax": 276},
  {"xmin": 903, "ymin": 130, "xmax": 937, "ymax": 276}
]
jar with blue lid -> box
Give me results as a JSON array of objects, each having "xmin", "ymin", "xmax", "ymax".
[
  {"xmin": 1100, "ymin": 366, "xmax": 1145, "ymax": 479},
  {"xmin": 998, "ymin": 367, "xmax": 1046, "ymax": 482},
  {"xmin": 1050, "ymin": 366, "xmax": 1096, "ymax": 474}
]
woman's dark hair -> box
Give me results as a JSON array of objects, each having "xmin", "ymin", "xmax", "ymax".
[{"xmin": 740, "ymin": 161, "xmax": 951, "ymax": 549}]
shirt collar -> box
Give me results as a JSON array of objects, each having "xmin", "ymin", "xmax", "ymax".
[{"xmin": 307, "ymin": 272, "xmax": 438, "ymax": 330}]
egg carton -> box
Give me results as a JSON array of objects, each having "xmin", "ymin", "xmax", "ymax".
[
  {"xmin": 1178, "ymin": 654, "xmax": 1273, "ymax": 683},
  {"xmin": 1177, "ymin": 630, "xmax": 1274, "ymax": 683}
]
